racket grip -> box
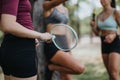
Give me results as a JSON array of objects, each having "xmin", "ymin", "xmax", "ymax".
[
  {"xmin": 39, "ymin": 35, "xmax": 54, "ymax": 43},
  {"xmin": 40, "ymin": 39, "xmax": 52, "ymax": 43},
  {"xmin": 52, "ymin": 35, "xmax": 56, "ymax": 39},
  {"xmin": 39, "ymin": 35, "xmax": 55, "ymax": 43},
  {"xmin": 92, "ymin": 13, "xmax": 95, "ymax": 21},
  {"xmin": 92, "ymin": 9, "xmax": 96, "ymax": 21},
  {"xmin": 46, "ymin": 39, "xmax": 52, "ymax": 43},
  {"xmin": 45, "ymin": 35, "xmax": 55, "ymax": 43}
]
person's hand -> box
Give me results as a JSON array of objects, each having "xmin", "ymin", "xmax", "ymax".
[
  {"xmin": 104, "ymin": 33, "xmax": 116, "ymax": 43},
  {"xmin": 39, "ymin": 32, "xmax": 52, "ymax": 42},
  {"xmin": 90, "ymin": 21, "xmax": 95, "ymax": 28}
]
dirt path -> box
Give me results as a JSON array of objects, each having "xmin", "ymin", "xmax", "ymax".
[{"xmin": 72, "ymin": 36, "xmax": 103, "ymax": 64}]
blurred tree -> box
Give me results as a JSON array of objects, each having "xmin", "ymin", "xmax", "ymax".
[
  {"xmin": 30, "ymin": 0, "xmax": 61, "ymax": 80},
  {"xmin": 65, "ymin": 1, "xmax": 81, "ymax": 39},
  {"xmin": 117, "ymin": 0, "xmax": 120, "ymax": 5},
  {"xmin": 64, "ymin": 0, "xmax": 92, "ymax": 39}
]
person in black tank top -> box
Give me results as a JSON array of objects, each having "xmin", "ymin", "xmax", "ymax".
[
  {"xmin": 90, "ymin": 0, "xmax": 120, "ymax": 80},
  {"xmin": 43, "ymin": 0, "xmax": 85, "ymax": 80}
]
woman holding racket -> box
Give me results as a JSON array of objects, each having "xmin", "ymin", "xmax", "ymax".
[
  {"xmin": 43, "ymin": 0, "xmax": 84, "ymax": 80},
  {"xmin": 90, "ymin": 0, "xmax": 120, "ymax": 80},
  {"xmin": 0, "ymin": 0, "xmax": 52, "ymax": 80}
]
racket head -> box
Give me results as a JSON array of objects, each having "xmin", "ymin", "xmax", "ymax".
[{"xmin": 50, "ymin": 24, "xmax": 78, "ymax": 51}]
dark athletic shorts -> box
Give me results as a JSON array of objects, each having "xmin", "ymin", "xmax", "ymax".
[
  {"xmin": 0, "ymin": 34, "xmax": 37, "ymax": 78},
  {"xmin": 44, "ymin": 35, "xmax": 69, "ymax": 60},
  {"xmin": 0, "ymin": 47, "xmax": 1, "ymax": 66},
  {"xmin": 101, "ymin": 35, "xmax": 120, "ymax": 54}
]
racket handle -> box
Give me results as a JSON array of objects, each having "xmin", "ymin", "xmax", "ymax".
[
  {"xmin": 92, "ymin": 9, "xmax": 96, "ymax": 21},
  {"xmin": 40, "ymin": 39, "xmax": 52, "ymax": 43},
  {"xmin": 92, "ymin": 13, "xmax": 95, "ymax": 21},
  {"xmin": 39, "ymin": 35, "xmax": 55, "ymax": 43},
  {"xmin": 52, "ymin": 35, "xmax": 56, "ymax": 39},
  {"xmin": 46, "ymin": 35, "xmax": 55, "ymax": 43},
  {"xmin": 40, "ymin": 34, "xmax": 56, "ymax": 43}
]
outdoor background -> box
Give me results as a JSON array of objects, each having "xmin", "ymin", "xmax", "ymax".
[{"xmin": 0, "ymin": 0, "xmax": 120, "ymax": 80}]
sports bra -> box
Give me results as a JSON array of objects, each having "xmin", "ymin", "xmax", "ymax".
[
  {"xmin": 44, "ymin": 8, "xmax": 69, "ymax": 25},
  {"xmin": 98, "ymin": 9, "xmax": 118, "ymax": 31}
]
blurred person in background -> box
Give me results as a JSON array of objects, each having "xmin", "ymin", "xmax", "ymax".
[{"xmin": 90, "ymin": 0, "xmax": 120, "ymax": 80}]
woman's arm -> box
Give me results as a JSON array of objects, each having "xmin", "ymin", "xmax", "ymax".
[
  {"xmin": 43, "ymin": 0, "xmax": 68, "ymax": 11},
  {"xmin": 1, "ymin": 0, "xmax": 51, "ymax": 40},
  {"xmin": 115, "ymin": 10, "xmax": 120, "ymax": 26},
  {"xmin": 115, "ymin": 10, "xmax": 120, "ymax": 36},
  {"xmin": 90, "ymin": 16, "xmax": 100, "ymax": 36},
  {"xmin": 91, "ymin": 26, "xmax": 100, "ymax": 36},
  {"xmin": 1, "ymin": 14, "xmax": 51, "ymax": 40}
]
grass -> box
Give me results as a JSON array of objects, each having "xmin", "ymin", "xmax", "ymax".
[{"xmin": 72, "ymin": 63, "xmax": 108, "ymax": 80}]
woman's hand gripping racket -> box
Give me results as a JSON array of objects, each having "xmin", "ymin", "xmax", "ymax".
[{"xmin": 50, "ymin": 24, "xmax": 79, "ymax": 51}]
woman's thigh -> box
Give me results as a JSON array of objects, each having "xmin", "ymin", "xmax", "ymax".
[
  {"xmin": 50, "ymin": 50, "xmax": 84, "ymax": 70},
  {"xmin": 4, "ymin": 75, "xmax": 37, "ymax": 80},
  {"xmin": 109, "ymin": 52, "xmax": 120, "ymax": 72},
  {"xmin": 102, "ymin": 54, "xmax": 109, "ymax": 69},
  {"xmin": 1, "ymin": 35, "xmax": 37, "ymax": 78}
]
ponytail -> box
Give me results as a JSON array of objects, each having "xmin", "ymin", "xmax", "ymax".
[{"xmin": 111, "ymin": 0, "xmax": 116, "ymax": 8}]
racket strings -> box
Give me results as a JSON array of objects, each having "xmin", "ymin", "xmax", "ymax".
[
  {"xmin": 54, "ymin": 35, "xmax": 69, "ymax": 49},
  {"xmin": 51, "ymin": 25, "xmax": 78, "ymax": 51}
]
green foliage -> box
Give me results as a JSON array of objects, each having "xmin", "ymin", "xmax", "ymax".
[
  {"xmin": 117, "ymin": 0, "xmax": 120, "ymax": 6},
  {"xmin": 65, "ymin": 1, "xmax": 82, "ymax": 37},
  {"xmin": 80, "ymin": 18, "xmax": 91, "ymax": 35},
  {"xmin": 0, "ymin": 31, "xmax": 3, "ymax": 37},
  {"xmin": 0, "ymin": 31, "xmax": 3, "ymax": 44},
  {"xmin": 72, "ymin": 63, "xmax": 108, "ymax": 80}
]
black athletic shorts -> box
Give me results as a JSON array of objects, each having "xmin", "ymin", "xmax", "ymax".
[
  {"xmin": 0, "ymin": 34, "xmax": 37, "ymax": 78},
  {"xmin": 44, "ymin": 35, "xmax": 69, "ymax": 60},
  {"xmin": 101, "ymin": 35, "xmax": 120, "ymax": 54},
  {"xmin": 0, "ymin": 46, "xmax": 1, "ymax": 66}
]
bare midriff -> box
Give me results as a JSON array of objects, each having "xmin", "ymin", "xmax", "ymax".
[{"xmin": 100, "ymin": 29, "xmax": 117, "ymax": 36}]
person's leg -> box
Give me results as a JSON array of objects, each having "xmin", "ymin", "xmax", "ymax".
[
  {"xmin": 44, "ymin": 65, "xmax": 54, "ymax": 80},
  {"xmin": 60, "ymin": 73, "xmax": 71, "ymax": 80},
  {"xmin": 60, "ymin": 52, "xmax": 71, "ymax": 80},
  {"xmin": 49, "ymin": 50, "xmax": 85, "ymax": 74},
  {"xmin": 4, "ymin": 75, "xmax": 10, "ymax": 80},
  {"xmin": 7, "ymin": 75, "xmax": 37, "ymax": 80},
  {"xmin": 102, "ymin": 53, "xmax": 112, "ymax": 80},
  {"xmin": 108, "ymin": 52, "xmax": 120, "ymax": 80}
]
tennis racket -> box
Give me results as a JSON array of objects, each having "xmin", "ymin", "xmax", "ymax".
[{"xmin": 49, "ymin": 24, "xmax": 78, "ymax": 51}]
